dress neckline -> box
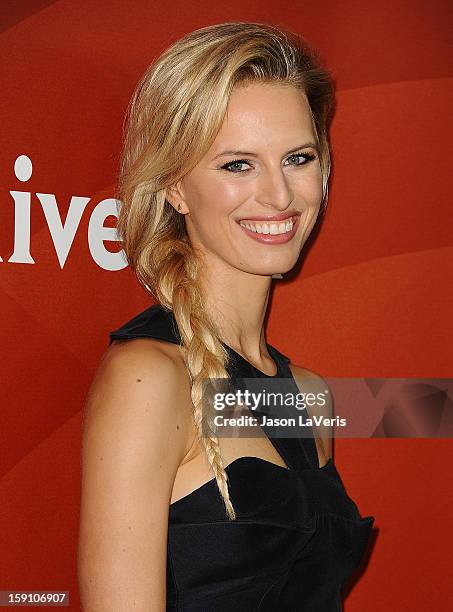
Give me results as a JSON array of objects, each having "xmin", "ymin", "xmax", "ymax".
[{"xmin": 221, "ymin": 341, "xmax": 282, "ymax": 378}]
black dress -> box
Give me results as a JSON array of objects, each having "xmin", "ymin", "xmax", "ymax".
[{"xmin": 109, "ymin": 303, "xmax": 375, "ymax": 611}]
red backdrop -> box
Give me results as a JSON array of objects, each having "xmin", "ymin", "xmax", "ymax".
[{"xmin": 1, "ymin": 1, "xmax": 452, "ymax": 610}]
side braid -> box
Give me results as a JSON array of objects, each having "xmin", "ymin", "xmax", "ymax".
[{"xmin": 146, "ymin": 236, "xmax": 237, "ymax": 520}]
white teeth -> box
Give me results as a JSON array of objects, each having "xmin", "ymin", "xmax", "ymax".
[{"xmin": 240, "ymin": 217, "xmax": 294, "ymax": 235}]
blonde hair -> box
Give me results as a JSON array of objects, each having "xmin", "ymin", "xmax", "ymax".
[{"xmin": 116, "ymin": 21, "xmax": 335, "ymax": 520}]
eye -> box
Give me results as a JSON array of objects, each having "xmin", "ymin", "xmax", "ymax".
[
  {"xmin": 220, "ymin": 159, "xmax": 251, "ymax": 173},
  {"xmin": 284, "ymin": 151, "xmax": 317, "ymax": 166},
  {"xmin": 220, "ymin": 151, "xmax": 317, "ymax": 174}
]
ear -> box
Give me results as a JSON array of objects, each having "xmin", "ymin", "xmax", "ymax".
[{"xmin": 165, "ymin": 180, "xmax": 189, "ymax": 215}]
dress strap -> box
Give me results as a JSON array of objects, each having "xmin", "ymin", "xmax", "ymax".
[
  {"xmin": 267, "ymin": 344, "xmax": 292, "ymax": 377},
  {"xmin": 267, "ymin": 344, "xmax": 321, "ymax": 470},
  {"xmin": 109, "ymin": 303, "xmax": 181, "ymax": 346}
]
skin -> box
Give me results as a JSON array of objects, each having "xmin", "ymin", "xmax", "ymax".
[
  {"xmin": 78, "ymin": 82, "xmax": 331, "ymax": 611},
  {"xmin": 166, "ymin": 82, "xmax": 324, "ymax": 365}
]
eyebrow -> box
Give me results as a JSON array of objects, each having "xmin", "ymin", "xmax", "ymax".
[{"xmin": 212, "ymin": 142, "xmax": 318, "ymax": 160}]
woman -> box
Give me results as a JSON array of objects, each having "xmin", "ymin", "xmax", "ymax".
[{"xmin": 78, "ymin": 22, "xmax": 375, "ymax": 611}]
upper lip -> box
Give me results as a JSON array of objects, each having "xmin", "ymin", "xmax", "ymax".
[{"xmin": 237, "ymin": 211, "xmax": 301, "ymax": 223}]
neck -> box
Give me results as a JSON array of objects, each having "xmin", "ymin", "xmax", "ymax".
[{"xmin": 199, "ymin": 260, "xmax": 274, "ymax": 363}]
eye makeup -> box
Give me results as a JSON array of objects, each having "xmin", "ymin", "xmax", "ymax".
[{"xmin": 219, "ymin": 151, "xmax": 317, "ymax": 173}]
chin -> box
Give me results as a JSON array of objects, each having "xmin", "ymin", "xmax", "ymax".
[{"xmin": 242, "ymin": 264, "xmax": 295, "ymax": 277}]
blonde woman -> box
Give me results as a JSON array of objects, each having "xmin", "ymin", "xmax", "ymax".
[{"xmin": 78, "ymin": 22, "xmax": 375, "ymax": 611}]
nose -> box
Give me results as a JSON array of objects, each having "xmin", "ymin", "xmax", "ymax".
[{"xmin": 255, "ymin": 166, "xmax": 294, "ymax": 211}]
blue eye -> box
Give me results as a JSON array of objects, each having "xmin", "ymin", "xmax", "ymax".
[
  {"xmin": 222, "ymin": 160, "xmax": 250, "ymax": 173},
  {"xmin": 285, "ymin": 152, "xmax": 317, "ymax": 166},
  {"xmin": 220, "ymin": 151, "xmax": 317, "ymax": 173}
]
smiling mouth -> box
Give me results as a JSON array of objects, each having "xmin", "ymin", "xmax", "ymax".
[{"xmin": 238, "ymin": 215, "xmax": 298, "ymax": 235}]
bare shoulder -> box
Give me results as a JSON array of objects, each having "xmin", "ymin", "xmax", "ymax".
[
  {"xmin": 84, "ymin": 338, "xmax": 194, "ymax": 464},
  {"xmin": 289, "ymin": 363, "xmax": 333, "ymax": 462},
  {"xmin": 78, "ymin": 337, "xmax": 193, "ymax": 610}
]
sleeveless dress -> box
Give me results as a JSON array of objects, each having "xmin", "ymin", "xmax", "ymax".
[{"xmin": 109, "ymin": 304, "xmax": 375, "ymax": 611}]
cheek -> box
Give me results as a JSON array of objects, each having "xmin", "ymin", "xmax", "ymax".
[
  {"xmin": 219, "ymin": 180, "xmax": 245, "ymax": 201},
  {"xmin": 295, "ymin": 168, "xmax": 323, "ymax": 205},
  {"xmin": 189, "ymin": 178, "xmax": 245, "ymax": 223}
]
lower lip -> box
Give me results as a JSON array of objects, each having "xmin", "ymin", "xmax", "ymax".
[{"xmin": 237, "ymin": 215, "xmax": 300, "ymax": 244}]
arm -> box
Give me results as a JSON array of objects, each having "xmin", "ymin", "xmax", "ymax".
[
  {"xmin": 78, "ymin": 338, "xmax": 193, "ymax": 611},
  {"xmin": 289, "ymin": 363, "xmax": 333, "ymax": 465}
]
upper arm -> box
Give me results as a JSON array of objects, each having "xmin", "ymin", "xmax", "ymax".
[
  {"xmin": 289, "ymin": 363, "xmax": 333, "ymax": 462},
  {"xmin": 78, "ymin": 339, "xmax": 192, "ymax": 611}
]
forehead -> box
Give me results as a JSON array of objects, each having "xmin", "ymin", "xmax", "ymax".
[{"xmin": 213, "ymin": 82, "xmax": 314, "ymax": 146}]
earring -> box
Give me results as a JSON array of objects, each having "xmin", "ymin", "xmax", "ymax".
[{"xmin": 271, "ymin": 273, "xmax": 283, "ymax": 279}]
